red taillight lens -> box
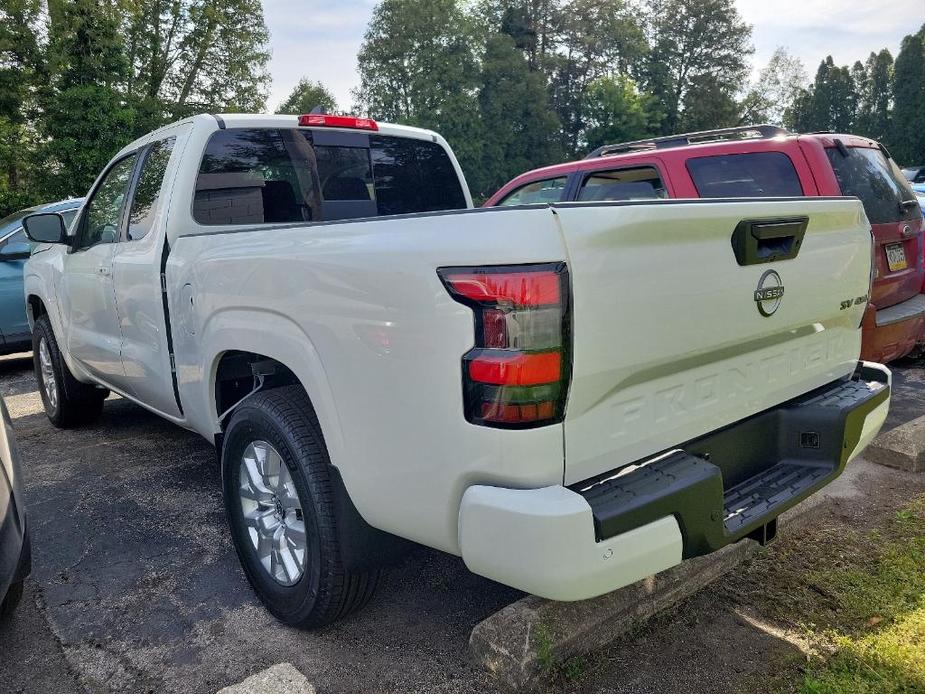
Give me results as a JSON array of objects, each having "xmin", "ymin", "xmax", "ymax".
[
  {"xmin": 298, "ymin": 114, "xmax": 379, "ymax": 131},
  {"xmin": 438, "ymin": 263, "xmax": 570, "ymax": 429}
]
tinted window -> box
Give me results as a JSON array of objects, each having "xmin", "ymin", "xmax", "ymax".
[
  {"xmin": 0, "ymin": 229, "xmax": 26, "ymax": 250},
  {"xmin": 195, "ymin": 129, "xmax": 320, "ymax": 225},
  {"xmin": 687, "ymin": 152, "xmax": 803, "ymax": 198},
  {"xmin": 369, "ymin": 136, "xmax": 467, "ymax": 215},
  {"xmin": 578, "ymin": 167, "xmax": 666, "ymax": 201},
  {"xmin": 316, "ymin": 146, "xmax": 374, "ymax": 201},
  {"xmin": 128, "ymin": 138, "xmax": 175, "ymax": 240},
  {"xmin": 827, "ymin": 147, "xmax": 921, "ymax": 225},
  {"xmin": 498, "ymin": 177, "xmax": 567, "ymax": 206},
  {"xmin": 195, "ymin": 129, "xmax": 466, "ymax": 225},
  {"xmin": 79, "ymin": 155, "xmax": 138, "ymax": 249}
]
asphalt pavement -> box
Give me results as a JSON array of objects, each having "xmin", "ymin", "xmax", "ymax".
[{"xmin": 0, "ymin": 353, "xmax": 519, "ymax": 693}]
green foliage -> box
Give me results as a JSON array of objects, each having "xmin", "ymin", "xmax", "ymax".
[
  {"xmin": 788, "ymin": 56, "xmax": 859, "ymax": 134},
  {"xmin": 582, "ymin": 75, "xmax": 660, "ymax": 151},
  {"xmin": 892, "ymin": 25, "xmax": 925, "ymax": 165},
  {"xmin": 740, "ymin": 47, "xmax": 808, "ymax": 126},
  {"xmin": 354, "ymin": 0, "xmax": 484, "ymax": 182},
  {"xmin": 0, "ymin": 0, "xmax": 271, "ymax": 217},
  {"xmin": 476, "ymin": 33, "xmax": 561, "ymax": 197},
  {"xmin": 642, "ymin": 0, "xmax": 753, "ymax": 133},
  {"xmin": 276, "ymin": 78, "xmax": 338, "ymax": 115}
]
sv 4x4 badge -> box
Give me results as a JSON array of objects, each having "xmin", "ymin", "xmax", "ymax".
[{"xmin": 754, "ymin": 269, "xmax": 784, "ymax": 317}]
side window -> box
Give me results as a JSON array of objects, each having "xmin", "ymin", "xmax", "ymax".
[
  {"xmin": 195, "ymin": 128, "xmax": 320, "ymax": 226},
  {"xmin": 577, "ymin": 167, "xmax": 667, "ymax": 201},
  {"xmin": 0, "ymin": 229, "xmax": 27, "ymax": 252},
  {"xmin": 686, "ymin": 152, "xmax": 804, "ymax": 198},
  {"xmin": 826, "ymin": 147, "xmax": 920, "ymax": 225},
  {"xmin": 497, "ymin": 177, "xmax": 567, "ymax": 206},
  {"xmin": 78, "ymin": 155, "xmax": 138, "ymax": 250},
  {"xmin": 127, "ymin": 138, "xmax": 176, "ymax": 241}
]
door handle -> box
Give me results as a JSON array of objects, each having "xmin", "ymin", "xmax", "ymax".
[{"xmin": 97, "ymin": 266, "xmax": 111, "ymax": 277}]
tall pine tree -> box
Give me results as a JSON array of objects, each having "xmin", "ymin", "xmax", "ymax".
[{"xmin": 892, "ymin": 26, "xmax": 925, "ymax": 164}]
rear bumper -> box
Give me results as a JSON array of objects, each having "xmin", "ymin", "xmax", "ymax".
[
  {"xmin": 458, "ymin": 362, "xmax": 890, "ymax": 601},
  {"xmin": 862, "ymin": 294, "xmax": 925, "ymax": 362}
]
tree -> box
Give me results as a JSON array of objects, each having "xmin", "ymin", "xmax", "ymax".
[
  {"xmin": 864, "ymin": 50, "xmax": 894, "ymax": 142},
  {"xmin": 354, "ymin": 0, "xmax": 484, "ymax": 178},
  {"xmin": 0, "ymin": 0, "xmax": 44, "ymax": 213},
  {"xmin": 39, "ymin": 0, "xmax": 137, "ymax": 200},
  {"xmin": 739, "ymin": 48, "xmax": 807, "ymax": 126},
  {"xmin": 787, "ymin": 57, "xmax": 858, "ymax": 134},
  {"xmin": 276, "ymin": 78, "xmax": 338, "ymax": 115},
  {"xmin": 892, "ymin": 26, "xmax": 925, "ymax": 164},
  {"xmin": 642, "ymin": 0, "xmax": 753, "ymax": 134},
  {"xmin": 476, "ymin": 33, "xmax": 561, "ymax": 197},
  {"xmin": 122, "ymin": 0, "xmax": 271, "ymax": 121},
  {"xmin": 582, "ymin": 75, "xmax": 660, "ymax": 151},
  {"xmin": 547, "ymin": 0, "xmax": 646, "ymax": 154}
]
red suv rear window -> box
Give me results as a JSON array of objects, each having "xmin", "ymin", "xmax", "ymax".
[{"xmin": 825, "ymin": 146, "xmax": 920, "ymax": 225}]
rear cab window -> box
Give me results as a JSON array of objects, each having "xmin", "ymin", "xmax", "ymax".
[
  {"xmin": 686, "ymin": 152, "xmax": 804, "ymax": 198},
  {"xmin": 497, "ymin": 177, "xmax": 567, "ymax": 206},
  {"xmin": 826, "ymin": 146, "xmax": 921, "ymax": 226},
  {"xmin": 577, "ymin": 166, "xmax": 667, "ymax": 201},
  {"xmin": 193, "ymin": 128, "xmax": 466, "ymax": 225}
]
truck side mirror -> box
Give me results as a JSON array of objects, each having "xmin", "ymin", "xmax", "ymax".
[{"xmin": 22, "ymin": 213, "xmax": 68, "ymax": 244}]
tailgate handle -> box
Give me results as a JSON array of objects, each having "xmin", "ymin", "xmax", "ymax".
[{"xmin": 731, "ymin": 216, "xmax": 808, "ymax": 266}]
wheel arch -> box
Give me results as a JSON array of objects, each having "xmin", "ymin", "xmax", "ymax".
[{"xmin": 199, "ymin": 310, "xmax": 347, "ymax": 470}]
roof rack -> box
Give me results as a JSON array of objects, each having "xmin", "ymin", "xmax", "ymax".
[{"xmin": 585, "ymin": 124, "xmax": 792, "ymax": 159}]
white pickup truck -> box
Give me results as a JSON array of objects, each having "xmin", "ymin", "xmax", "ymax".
[{"xmin": 22, "ymin": 113, "xmax": 891, "ymax": 628}]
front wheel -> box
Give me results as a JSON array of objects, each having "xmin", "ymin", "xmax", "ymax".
[
  {"xmin": 222, "ymin": 385, "xmax": 379, "ymax": 628},
  {"xmin": 33, "ymin": 316, "xmax": 107, "ymax": 428}
]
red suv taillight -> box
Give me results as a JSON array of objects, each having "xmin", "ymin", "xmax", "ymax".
[{"xmin": 438, "ymin": 263, "xmax": 571, "ymax": 428}]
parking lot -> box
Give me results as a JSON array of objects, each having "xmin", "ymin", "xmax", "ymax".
[{"xmin": 1, "ymin": 352, "xmax": 924, "ymax": 694}]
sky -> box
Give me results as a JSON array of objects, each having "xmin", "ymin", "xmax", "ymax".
[{"xmin": 262, "ymin": 0, "xmax": 924, "ymax": 113}]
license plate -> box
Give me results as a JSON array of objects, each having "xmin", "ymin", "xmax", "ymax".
[{"xmin": 886, "ymin": 243, "xmax": 908, "ymax": 272}]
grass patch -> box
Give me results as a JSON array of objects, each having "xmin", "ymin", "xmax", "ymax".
[{"xmin": 734, "ymin": 497, "xmax": 925, "ymax": 693}]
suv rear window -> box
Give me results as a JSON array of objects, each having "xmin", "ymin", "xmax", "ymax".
[
  {"xmin": 687, "ymin": 152, "xmax": 803, "ymax": 198},
  {"xmin": 827, "ymin": 147, "xmax": 920, "ymax": 225},
  {"xmin": 194, "ymin": 128, "xmax": 466, "ymax": 225}
]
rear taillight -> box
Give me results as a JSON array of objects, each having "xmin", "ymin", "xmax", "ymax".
[{"xmin": 438, "ymin": 263, "xmax": 571, "ymax": 428}]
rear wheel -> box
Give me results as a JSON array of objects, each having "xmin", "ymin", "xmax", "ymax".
[
  {"xmin": 222, "ymin": 385, "xmax": 379, "ymax": 628},
  {"xmin": 33, "ymin": 316, "xmax": 107, "ymax": 428}
]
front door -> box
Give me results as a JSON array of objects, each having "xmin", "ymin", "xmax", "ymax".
[
  {"xmin": 61, "ymin": 154, "xmax": 138, "ymax": 384},
  {"xmin": 0, "ymin": 230, "xmax": 32, "ymax": 348}
]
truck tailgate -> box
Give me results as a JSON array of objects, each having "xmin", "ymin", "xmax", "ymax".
[{"xmin": 555, "ymin": 198, "xmax": 872, "ymax": 485}]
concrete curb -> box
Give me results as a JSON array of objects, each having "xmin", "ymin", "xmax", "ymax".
[
  {"xmin": 468, "ymin": 461, "xmax": 871, "ymax": 691},
  {"xmin": 865, "ymin": 414, "xmax": 925, "ymax": 473},
  {"xmin": 217, "ymin": 663, "xmax": 315, "ymax": 694}
]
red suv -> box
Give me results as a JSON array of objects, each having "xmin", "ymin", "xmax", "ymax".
[{"xmin": 485, "ymin": 126, "xmax": 925, "ymax": 363}]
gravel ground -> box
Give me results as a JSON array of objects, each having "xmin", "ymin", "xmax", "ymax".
[{"xmin": 0, "ymin": 352, "xmax": 922, "ymax": 694}]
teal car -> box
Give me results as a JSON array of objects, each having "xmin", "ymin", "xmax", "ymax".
[{"xmin": 0, "ymin": 199, "xmax": 83, "ymax": 354}]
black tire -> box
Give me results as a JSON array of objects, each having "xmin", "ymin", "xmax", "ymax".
[
  {"xmin": 32, "ymin": 315, "xmax": 108, "ymax": 428},
  {"xmin": 222, "ymin": 385, "xmax": 379, "ymax": 628},
  {"xmin": 0, "ymin": 581, "xmax": 23, "ymax": 620}
]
